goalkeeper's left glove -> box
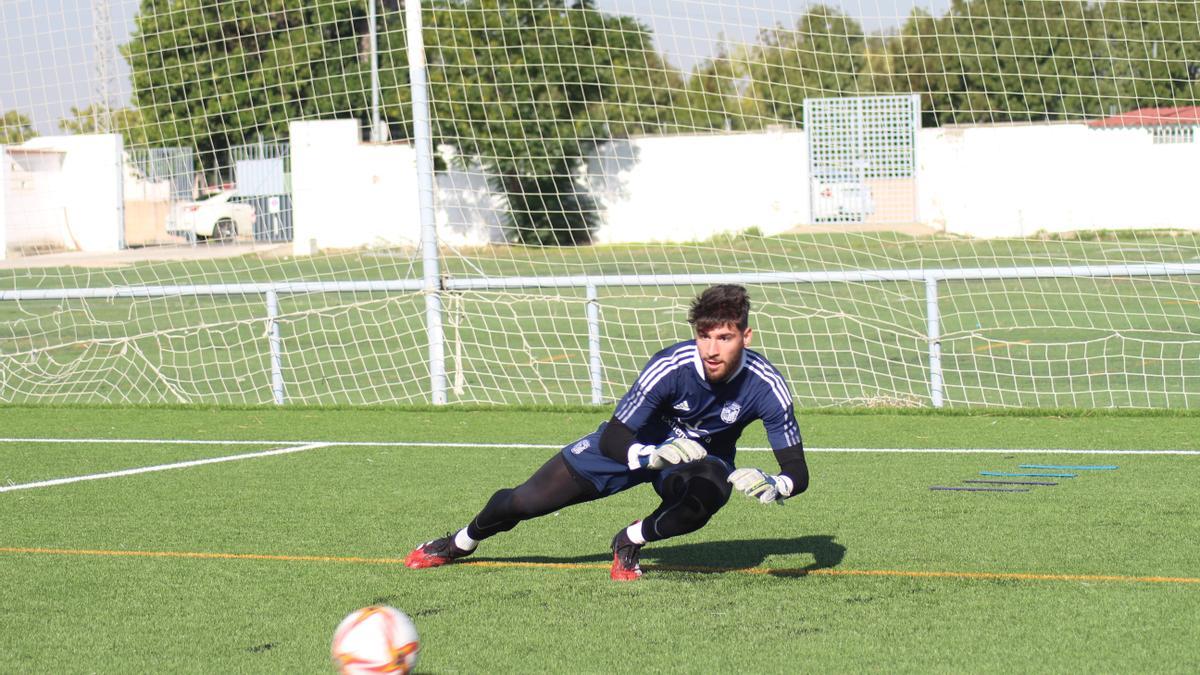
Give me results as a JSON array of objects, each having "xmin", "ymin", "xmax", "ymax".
[
  {"xmin": 627, "ymin": 437, "xmax": 707, "ymax": 470},
  {"xmin": 728, "ymin": 468, "xmax": 794, "ymax": 505}
]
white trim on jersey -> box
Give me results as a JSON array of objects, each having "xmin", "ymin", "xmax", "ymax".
[
  {"xmin": 745, "ymin": 354, "xmax": 792, "ymax": 411},
  {"xmin": 616, "ymin": 345, "xmax": 696, "ymax": 423}
]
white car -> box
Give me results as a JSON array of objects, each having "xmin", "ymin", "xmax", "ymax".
[{"xmin": 167, "ymin": 190, "xmax": 255, "ymax": 242}]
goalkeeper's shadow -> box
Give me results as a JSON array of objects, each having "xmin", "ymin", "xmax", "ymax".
[
  {"xmin": 475, "ymin": 534, "xmax": 846, "ymax": 578},
  {"xmin": 647, "ymin": 534, "xmax": 846, "ymax": 577}
]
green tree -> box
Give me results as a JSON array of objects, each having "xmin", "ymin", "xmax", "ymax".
[
  {"xmin": 124, "ymin": 0, "xmax": 679, "ymax": 245},
  {"xmin": 1098, "ymin": 0, "xmax": 1200, "ymax": 113},
  {"xmin": 855, "ymin": 34, "xmax": 902, "ymax": 96},
  {"xmin": 671, "ymin": 44, "xmax": 757, "ymax": 132},
  {"xmin": 425, "ymin": 0, "xmax": 680, "ymax": 244},
  {"xmin": 893, "ymin": 0, "xmax": 1115, "ymax": 126},
  {"xmin": 1, "ymin": 110, "xmax": 38, "ymax": 145},
  {"xmin": 58, "ymin": 105, "xmax": 150, "ymax": 145},
  {"xmin": 122, "ymin": 0, "xmax": 407, "ymax": 180},
  {"xmin": 743, "ymin": 6, "xmax": 868, "ymax": 128}
]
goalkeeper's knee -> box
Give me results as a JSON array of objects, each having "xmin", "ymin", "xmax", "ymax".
[
  {"xmin": 468, "ymin": 488, "xmax": 521, "ymax": 540},
  {"xmin": 660, "ymin": 458, "xmax": 733, "ymax": 505},
  {"xmin": 645, "ymin": 462, "xmax": 732, "ymax": 541}
]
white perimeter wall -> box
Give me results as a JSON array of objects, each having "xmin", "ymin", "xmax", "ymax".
[
  {"xmin": 7, "ymin": 134, "xmax": 125, "ymax": 253},
  {"xmin": 291, "ymin": 120, "xmax": 421, "ymax": 254},
  {"xmin": 290, "ymin": 121, "xmax": 806, "ymax": 253},
  {"xmin": 919, "ymin": 123, "xmax": 1200, "ymax": 237},
  {"xmin": 0, "ymin": 147, "xmax": 7, "ymax": 259},
  {"xmin": 290, "ymin": 119, "xmax": 1200, "ymax": 252},
  {"xmin": 585, "ymin": 130, "xmax": 808, "ymax": 243}
]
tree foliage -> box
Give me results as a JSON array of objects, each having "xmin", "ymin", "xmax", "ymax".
[
  {"xmin": 58, "ymin": 105, "xmax": 149, "ymax": 145},
  {"xmin": 123, "ymin": 0, "xmax": 679, "ymax": 244},
  {"xmin": 684, "ymin": 0, "xmax": 1199, "ymax": 128},
  {"xmin": 744, "ymin": 6, "xmax": 868, "ymax": 127},
  {"xmin": 424, "ymin": 0, "xmax": 680, "ymax": 244},
  {"xmin": 120, "ymin": 0, "xmax": 1200, "ymax": 244},
  {"xmin": 123, "ymin": 0, "xmax": 407, "ymax": 180},
  {"xmin": 1, "ymin": 110, "xmax": 38, "ymax": 145},
  {"xmin": 892, "ymin": 0, "xmax": 1118, "ymax": 125}
]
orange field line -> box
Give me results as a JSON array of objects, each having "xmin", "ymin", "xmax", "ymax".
[
  {"xmin": 973, "ymin": 339, "xmax": 1032, "ymax": 353},
  {"xmin": 2, "ymin": 546, "xmax": 1197, "ymax": 585},
  {"xmin": 525, "ymin": 353, "xmax": 572, "ymax": 366}
]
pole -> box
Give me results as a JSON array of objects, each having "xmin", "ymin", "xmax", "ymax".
[
  {"xmin": 925, "ymin": 276, "xmax": 944, "ymax": 408},
  {"xmin": 267, "ymin": 290, "xmax": 286, "ymax": 405},
  {"xmin": 368, "ymin": 0, "xmax": 382, "ymax": 142},
  {"xmin": 586, "ymin": 284, "xmax": 603, "ymax": 405},
  {"xmin": 407, "ymin": 0, "xmax": 446, "ymax": 404}
]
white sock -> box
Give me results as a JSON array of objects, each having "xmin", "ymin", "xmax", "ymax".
[
  {"xmin": 454, "ymin": 527, "xmax": 478, "ymax": 552},
  {"xmin": 625, "ymin": 521, "xmax": 646, "ymax": 545}
]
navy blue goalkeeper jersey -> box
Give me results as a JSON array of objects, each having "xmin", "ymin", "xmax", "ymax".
[{"xmin": 612, "ymin": 340, "xmax": 801, "ymax": 464}]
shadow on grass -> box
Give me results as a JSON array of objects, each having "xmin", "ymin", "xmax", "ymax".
[{"xmin": 472, "ymin": 535, "xmax": 845, "ymax": 579}]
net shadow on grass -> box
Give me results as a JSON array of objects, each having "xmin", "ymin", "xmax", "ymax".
[{"xmin": 472, "ymin": 535, "xmax": 845, "ymax": 578}]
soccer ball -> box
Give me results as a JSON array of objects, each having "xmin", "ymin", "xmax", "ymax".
[{"xmin": 331, "ymin": 606, "xmax": 421, "ymax": 675}]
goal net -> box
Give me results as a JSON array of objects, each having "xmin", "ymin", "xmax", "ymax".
[{"xmin": 1, "ymin": 0, "xmax": 1198, "ymax": 408}]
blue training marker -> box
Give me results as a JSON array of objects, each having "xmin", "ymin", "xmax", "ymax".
[
  {"xmin": 1019, "ymin": 464, "xmax": 1118, "ymax": 471},
  {"xmin": 981, "ymin": 470, "xmax": 1076, "ymax": 478}
]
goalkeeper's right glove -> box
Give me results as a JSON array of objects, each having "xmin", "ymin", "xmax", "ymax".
[
  {"xmin": 627, "ymin": 437, "xmax": 707, "ymax": 470},
  {"xmin": 728, "ymin": 468, "xmax": 793, "ymax": 505}
]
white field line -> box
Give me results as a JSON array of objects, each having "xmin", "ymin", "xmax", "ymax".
[
  {"xmin": 0, "ymin": 443, "xmax": 330, "ymax": 494},
  {"xmin": 0, "ymin": 437, "xmax": 1197, "ymax": 455}
]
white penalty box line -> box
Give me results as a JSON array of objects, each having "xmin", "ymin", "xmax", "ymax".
[
  {"xmin": 0, "ymin": 437, "xmax": 1196, "ymax": 495},
  {"xmin": 1, "ymin": 437, "xmax": 1198, "ymax": 455},
  {"xmin": 0, "ymin": 442, "xmax": 331, "ymax": 494}
]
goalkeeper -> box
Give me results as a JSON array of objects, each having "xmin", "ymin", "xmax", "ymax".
[{"xmin": 405, "ymin": 284, "xmax": 810, "ymax": 580}]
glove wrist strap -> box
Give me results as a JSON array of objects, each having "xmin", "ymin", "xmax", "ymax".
[
  {"xmin": 627, "ymin": 443, "xmax": 652, "ymax": 470},
  {"xmin": 776, "ymin": 474, "xmax": 794, "ymax": 498}
]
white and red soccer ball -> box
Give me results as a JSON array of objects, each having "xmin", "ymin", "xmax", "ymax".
[{"xmin": 331, "ymin": 606, "xmax": 420, "ymax": 675}]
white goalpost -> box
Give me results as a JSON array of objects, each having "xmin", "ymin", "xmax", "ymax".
[{"xmin": 1, "ymin": 0, "xmax": 1198, "ymax": 408}]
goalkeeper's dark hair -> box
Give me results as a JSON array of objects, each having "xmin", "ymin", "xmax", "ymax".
[{"xmin": 688, "ymin": 284, "xmax": 750, "ymax": 332}]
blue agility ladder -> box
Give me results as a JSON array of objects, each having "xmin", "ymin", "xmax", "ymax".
[
  {"xmin": 981, "ymin": 471, "xmax": 1076, "ymax": 478},
  {"xmin": 1019, "ymin": 464, "xmax": 1118, "ymax": 471}
]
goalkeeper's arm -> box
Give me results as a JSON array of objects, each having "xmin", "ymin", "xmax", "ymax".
[
  {"xmin": 600, "ymin": 418, "xmax": 705, "ymax": 470},
  {"xmin": 772, "ymin": 442, "xmax": 809, "ymax": 497},
  {"xmin": 728, "ymin": 442, "xmax": 810, "ymax": 504}
]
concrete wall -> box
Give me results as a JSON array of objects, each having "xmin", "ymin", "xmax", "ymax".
[
  {"xmin": 585, "ymin": 130, "xmax": 808, "ymax": 243},
  {"xmin": 289, "ymin": 119, "xmax": 1200, "ymax": 252},
  {"xmin": 3, "ymin": 134, "xmax": 125, "ymax": 254},
  {"xmin": 291, "ymin": 120, "xmax": 423, "ymax": 254},
  {"xmin": 289, "ymin": 121, "xmax": 807, "ymax": 253},
  {"xmin": 4, "ymin": 148, "xmax": 69, "ymax": 252},
  {"xmin": 0, "ymin": 147, "xmax": 7, "ymax": 260},
  {"xmin": 123, "ymin": 157, "xmax": 175, "ymax": 247},
  {"xmin": 918, "ymin": 123, "xmax": 1200, "ymax": 237}
]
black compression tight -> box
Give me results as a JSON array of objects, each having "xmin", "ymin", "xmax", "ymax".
[
  {"xmin": 466, "ymin": 453, "xmax": 600, "ymax": 541},
  {"xmin": 466, "ymin": 453, "xmax": 734, "ymax": 545},
  {"xmin": 641, "ymin": 458, "xmax": 733, "ymax": 542}
]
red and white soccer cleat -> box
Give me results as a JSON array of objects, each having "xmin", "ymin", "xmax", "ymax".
[
  {"xmin": 404, "ymin": 534, "xmax": 472, "ymax": 569},
  {"xmin": 610, "ymin": 525, "xmax": 644, "ymax": 581}
]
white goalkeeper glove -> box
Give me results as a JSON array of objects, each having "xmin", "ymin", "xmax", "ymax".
[
  {"xmin": 728, "ymin": 468, "xmax": 794, "ymax": 505},
  {"xmin": 627, "ymin": 437, "xmax": 707, "ymax": 470}
]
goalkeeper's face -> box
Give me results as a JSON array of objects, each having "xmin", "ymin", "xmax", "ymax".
[{"xmin": 696, "ymin": 322, "xmax": 752, "ymax": 383}]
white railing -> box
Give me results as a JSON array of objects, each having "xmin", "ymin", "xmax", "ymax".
[{"xmin": 4, "ymin": 262, "xmax": 1198, "ymax": 407}]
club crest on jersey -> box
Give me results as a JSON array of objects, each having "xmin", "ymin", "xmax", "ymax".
[
  {"xmin": 720, "ymin": 401, "xmax": 742, "ymax": 423},
  {"xmin": 570, "ymin": 439, "xmax": 590, "ymax": 455}
]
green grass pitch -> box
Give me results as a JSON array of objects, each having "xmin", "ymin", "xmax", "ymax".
[{"xmin": 1, "ymin": 407, "xmax": 1198, "ymax": 672}]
